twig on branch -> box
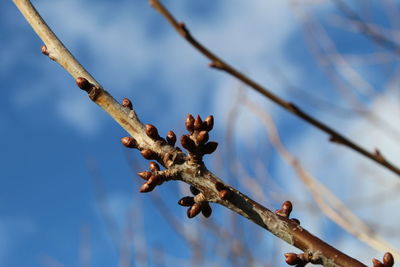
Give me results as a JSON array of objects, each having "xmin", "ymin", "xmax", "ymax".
[
  {"xmin": 13, "ymin": 0, "xmax": 389, "ymax": 266},
  {"xmin": 244, "ymin": 99, "xmax": 400, "ymax": 259},
  {"xmin": 148, "ymin": 0, "xmax": 400, "ymax": 178}
]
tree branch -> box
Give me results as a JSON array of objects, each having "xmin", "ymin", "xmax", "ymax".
[
  {"xmin": 148, "ymin": 0, "xmax": 400, "ymax": 179},
  {"xmin": 13, "ymin": 0, "xmax": 382, "ymax": 266}
]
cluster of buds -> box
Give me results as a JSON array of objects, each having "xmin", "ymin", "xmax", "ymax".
[
  {"xmin": 284, "ymin": 252, "xmax": 320, "ymax": 266},
  {"xmin": 181, "ymin": 114, "xmax": 218, "ymax": 163},
  {"xmin": 136, "ymin": 161, "xmax": 171, "ymax": 193},
  {"xmin": 373, "ymin": 252, "xmax": 394, "ymax": 267},
  {"xmin": 120, "ymin": 96, "xmax": 180, "ymax": 166},
  {"xmin": 178, "ymin": 186, "xmax": 212, "ymax": 218},
  {"xmin": 275, "ymin": 201, "xmax": 300, "ymax": 225}
]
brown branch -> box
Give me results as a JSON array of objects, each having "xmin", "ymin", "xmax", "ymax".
[
  {"xmin": 243, "ymin": 99, "xmax": 400, "ymax": 259},
  {"xmin": 148, "ymin": 0, "xmax": 400, "ymax": 179},
  {"xmin": 13, "ymin": 0, "xmax": 378, "ymax": 266}
]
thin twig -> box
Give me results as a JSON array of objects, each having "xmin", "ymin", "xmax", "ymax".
[
  {"xmin": 148, "ymin": 0, "xmax": 400, "ymax": 178},
  {"xmin": 13, "ymin": 0, "xmax": 369, "ymax": 266},
  {"xmin": 332, "ymin": 0, "xmax": 400, "ymax": 55},
  {"xmin": 244, "ymin": 99, "xmax": 400, "ymax": 259}
]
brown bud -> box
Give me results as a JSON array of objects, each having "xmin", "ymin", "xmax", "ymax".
[
  {"xmin": 178, "ymin": 196, "xmax": 195, "ymax": 207},
  {"xmin": 383, "ymin": 253, "xmax": 394, "ymax": 266},
  {"xmin": 282, "ymin": 201, "xmax": 293, "ymax": 215},
  {"xmin": 187, "ymin": 202, "xmax": 202, "ymax": 218},
  {"xmin": 149, "ymin": 162, "xmax": 160, "ymax": 172},
  {"xmin": 122, "ymin": 98, "xmax": 133, "ymax": 109},
  {"xmin": 185, "ymin": 114, "xmax": 195, "ymax": 133},
  {"xmin": 219, "ymin": 189, "xmax": 232, "ymax": 200},
  {"xmin": 202, "ymin": 141, "xmax": 218, "ymax": 154},
  {"xmin": 139, "ymin": 182, "xmax": 155, "ymax": 193},
  {"xmin": 137, "ymin": 171, "xmax": 152, "ymax": 181},
  {"xmin": 140, "ymin": 149, "xmax": 158, "ymax": 160},
  {"xmin": 121, "ymin": 137, "xmax": 138, "ymax": 148},
  {"xmin": 41, "ymin": 45, "xmax": 49, "ymax": 56},
  {"xmin": 373, "ymin": 259, "xmax": 384, "ymax": 267},
  {"xmin": 196, "ymin": 131, "xmax": 209, "ymax": 145},
  {"xmin": 201, "ymin": 202, "xmax": 212, "ymax": 218},
  {"xmin": 145, "ymin": 124, "xmax": 160, "ymax": 140},
  {"xmin": 148, "ymin": 175, "xmax": 163, "ymax": 186},
  {"xmin": 190, "ymin": 185, "xmax": 200, "ymax": 195},
  {"xmin": 194, "ymin": 115, "xmax": 203, "ymax": 131},
  {"xmin": 181, "ymin": 135, "xmax": 196, "ymax": 152},
  {"xmin": 76, "ymin": 77, "xmax": 92, "ymax": 92},
  {"xmin": 284, "ymin": 253, "xmax": 300, "ymax": 265},
  {"xmin": 203, "ymin": 115, "xmax": 214, "ymax": 131},
  {"xmin": 166, "ymin": 131, "xmax": 177, "ymax": 146},
  {"xmin": 276, "ymin": 201, "xmax": 293, "ymax": 218}
]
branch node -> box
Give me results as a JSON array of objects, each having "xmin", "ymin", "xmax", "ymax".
[
  {"xmin": 209, "ymin": 61, "xmax": 224, "ymax": 70},
  {"xmin": 215, "ymin": 181, "xmax": 232, "ymax": 200},
  {"xmin": 177, "ymin": 22, "xmax": 190, "ymax": 37},
  {"xmin": 88, "ymin": 86, "xmax": 101, "ymax": 101},
  {"xmin": 374, "ymin": 148, "xmax": 385, "ymax": 162}
]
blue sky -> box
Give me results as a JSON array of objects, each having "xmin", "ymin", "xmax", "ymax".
[{"xmin": 2, "ymin": 0, "xmax": 400, "ymax": 266}]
